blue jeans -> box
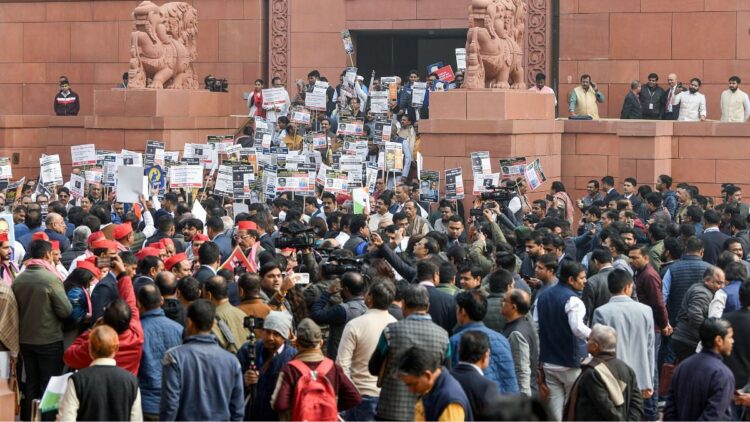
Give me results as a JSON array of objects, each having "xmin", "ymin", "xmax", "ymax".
[
  {"xmin": 643, "ymin": 332, "xmax": 661, "ymax": 421},
  {"xmin": 345, "ymin": 395, "xmax": 378, "ymax": 421}
]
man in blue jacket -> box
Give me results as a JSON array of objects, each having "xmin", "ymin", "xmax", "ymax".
[
  {"xmin": 160, "ymin": 299, "xmax": 244, "ymax": 421},
  {"xmin": 450, "ymin": 290, "xmax": 519, "ymax": 394},
  {"xmin": 136, "ymin": 284, "xmax": 183, "ymax": 419}
]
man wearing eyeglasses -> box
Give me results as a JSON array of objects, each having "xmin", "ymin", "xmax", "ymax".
[
  {"xmin": 673, "ymin": 77, "xmax": 707, "ymax": 122},
  {"xmin": 54, "ymin": 76, "xmax": 80, "ymax": 116}
]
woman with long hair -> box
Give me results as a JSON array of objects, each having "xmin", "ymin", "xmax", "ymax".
[{"xmin": 550, "ymin": 181, "xmax": 575, "ymax": 226}]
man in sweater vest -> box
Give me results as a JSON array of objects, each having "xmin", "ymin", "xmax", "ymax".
[
  {"xmin": 534, "ymin": 260, "xmax": 591, "ymax": 421},
  {"xmin": 568, "ymin": 74, "xmax": 605, "ymax": 119},
  {"xmin": 59, "ymin": 325, "xmax": 141, "ymax": 421},
  {"xmin": 398, "ymin": 346, "xmax": 472, "ymax": 421}
]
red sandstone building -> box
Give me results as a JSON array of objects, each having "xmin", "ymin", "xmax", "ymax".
[{"xmin": 0, "ymin": 0, "xmax": 749, "ymax": 203}]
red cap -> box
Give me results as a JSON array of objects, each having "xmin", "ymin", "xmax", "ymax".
[
  {"xmin": 237, "ymin": 221, "xmax": 258, "ymax": 231},
  {"xmin": 135, "ymin": 247, "xmax": 161, "ymax": 260},
  {"xmin": 281, "ymin": 247, "xmax": 296, "ymax": 254},
  {"xmin": 87, "ymin": 231, "xmax": 105, "ymax": 246},
  {"xmin": 160, "ymin": 238, "xmax": 174, "ymax": 247},
  {"xmin": 192, "ymin": 233, "xmax": 209, "ymax": 242},
  {"xmin": 337, "ymin": 193, "xmax": 351, "ymax": 205},
  {"xmin": 113, "ymin": 224, "xmax": 133, "ymax": 240},
  {"xmin": 91, "ymin": 240, "xmax": 118, "ymax": 251},
  {"xmin": 164, "ymin": 252, "xmax": 188, "ymax": 271},
  {"xmin": 0, "ymin": 233, "xmax": 9, "ymax": 243},
  {"xmin": 49, "ymin": 240, "xmax": 60, "ymax": 251},
  {"xmin": 147, "ymin": 242, "xmax": 166, "ymax": 250},
  {"xmin": 32, "ymin": 232, "xmax": 49, "ymax": 242},
  {"xmin": 78, "ymin": 257, "xmax": 102, "ymax": 279}
]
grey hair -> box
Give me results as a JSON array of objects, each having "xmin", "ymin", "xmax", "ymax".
[
  {"xmin": 704, "ymin": 265, "xmax": 721, "ymax": 280},
  {"xmin": 630, "ymin": 80, "xmax": 640, "ymax": 90},
  {"xmin": 591, "ymin": 324, "xmax": 617, "ymax": 353},
  {"xmin": 73, "ymin": 225, "xmax": 92, "ymax": 243}
]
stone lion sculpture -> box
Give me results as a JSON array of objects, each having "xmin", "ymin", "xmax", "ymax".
[
  {"xmin": 128, "ymin": 1, "xmax": 198, "ymax": 89},
  {"xmin": 464, "ymin": 0, "xmax": 527, "ymax": 90}
]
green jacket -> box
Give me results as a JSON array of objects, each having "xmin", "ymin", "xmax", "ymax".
[{"xmin": 12, "ymin": 265, "xmax": 72, "ymax": 345}]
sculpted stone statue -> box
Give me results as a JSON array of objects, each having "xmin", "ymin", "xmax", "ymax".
[
  {"xmin": 128, "ymin": 1, "xmax": 198, "ymax": 89},
  {"xmin": 465, "ymin": 0, "xmax": 527, "ymax": 90}
]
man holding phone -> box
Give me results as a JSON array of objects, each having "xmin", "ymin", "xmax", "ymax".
[{"xmin": 569, "ymin": 74, "xmax": 605, "ymax": 119}]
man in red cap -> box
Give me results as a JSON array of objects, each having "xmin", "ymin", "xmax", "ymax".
[
  {"xmin": 165, "ymin": 253, "xmax": 191, "ymax": 278},
  {"xmin": 234, "ymin": 221, "xmax": 261, "ymax": 268},
  {"xmin": 114, "ymin": 223, "xmax": 134, "ymax": 252},
  {"xmin": 147, "ymin": 242, "xmax": 168, "ymax": 260},
  {"xmin": 0, "ymin": 232, "xmax": 18, "ymax": 286},
  {"xmin": 160, "ymin": 238, "xmax": 176, "ymax": 258},
  {"xmin": 188, "ymin": 233, "xmax": 209, "ymax": 269},
  {"xmin": 49, "ymin": 240, "xmax": 68, "ymax": 279}
]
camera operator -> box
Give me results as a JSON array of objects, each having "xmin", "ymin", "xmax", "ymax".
[
  {"xmin": 506, "ymin": 178, "xmax": 531, "ymax": 223},
  {"xmin": 302, "ymin": 249, "xmax": 352, "ymax": 310},
  {"xmin": 237, "ymin": 311, "xmax": 296, "ymax": 421},
  {"xmin": 309, "ymin": 272, "xmax": 367, "ymax": 359}
]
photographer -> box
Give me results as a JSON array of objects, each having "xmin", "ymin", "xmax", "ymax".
[{"xmin": 309, "ymin": 272, "xmax": 367, "ymax": 359}]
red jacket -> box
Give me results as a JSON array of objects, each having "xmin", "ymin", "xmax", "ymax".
[{"xmin": 64, "ymin": 275, "xmax": 144, "ymax": 375}]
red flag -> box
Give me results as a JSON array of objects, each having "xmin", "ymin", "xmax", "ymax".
[{"xmin": 220, "ymin": 246, "xmax": 256, "ymax": 273}]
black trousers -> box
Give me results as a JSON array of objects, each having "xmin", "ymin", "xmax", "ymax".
[
  {"xmin": 19, "ymin": 342, "xmax": 64, "ymax": 421},
  {"xmin": 672, "ymin": 339, "xmax": 697, "ymax": 364}
]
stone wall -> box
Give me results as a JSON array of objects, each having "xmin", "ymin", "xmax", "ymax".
[
  {"xmin": 0, "ymin": 0, "xmax": 265, "ymax": 116},
  {"xmin": 559, "ymin": 1, "xmax": 750, "ymax": 119}
]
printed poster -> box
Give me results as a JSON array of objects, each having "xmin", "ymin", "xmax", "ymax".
[
  {"xmin": 445, "ymin": 167, "xmax": 464, "ymax": 200},
  {"xmin": 70, "ymin": 144, "xmax": 97, "ymax": 167},
  {"xmin": 471, "ymin": 151, "xmax": 492, "ymax": 176},
  {"xmin": 419, "ymin": 170, "xmax": 440, "ymax": 202},
  {"xmin": 499, "ymin": 156, "xmax": 527, "ymax": 178},
  {"xmin": 40, "ymin": 155, "xmax": 63, "ymax": 187}
]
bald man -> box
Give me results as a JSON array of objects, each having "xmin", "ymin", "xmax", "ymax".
[
  {"xmin": 59, "ymin": 325, "xmax": 142, "ymax": 421},
  {"xmin": 44, "ymin": 212, "xmax": 71, "ymax": 251},
  {"xmin": 663, "ymin": 73, "xmax": 680, "ymax": 120}
]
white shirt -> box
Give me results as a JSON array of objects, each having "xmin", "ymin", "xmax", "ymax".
[
  {"xmin": 533, "ymin": 295, "xmax": 591, "ymax": 370},
  {"xmin": 336, "ymin": 309, "xmax": 397, "ymax": 397},
  {"xmin": 673, "ymin": 91, "xmax": 707, "ymax": 121},
  {"xmin": 708, "ymin": 288, "xmax": 728, "ymax": 318},
  {"xmin": 720, "ymin": 88, "xmax": 750, "ymax": 122}
]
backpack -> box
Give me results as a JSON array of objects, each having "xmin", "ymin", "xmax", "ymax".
[{"xmin": 289, "ymin": 358, "xmax": 339, "ymax": 422}]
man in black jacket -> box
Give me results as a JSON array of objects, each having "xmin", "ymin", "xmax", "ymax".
[
  {"xmin": 415, "ymin": 261, "xmax": 457, "ymax": 334},
  {"xmin": 724, "ymin": 281, "xmax": 750, "ymax": 394},
  {"xmin": 640, "ymin": 73, "xmax": 666, "ymax": 119},
  {"xmin": 451, "ymin": 331, "xmax": 503, "ymax": 420},
  {"xmin": 620, "ymin": 80, "xmax": 643, "ymax": 119},
  {"xmin": 54, "ymin": 78, "xmax": 80, "ymax": 116},
  {"xmin": 700, "ymin": 209, "xmax": 730, "ymax": 266}
]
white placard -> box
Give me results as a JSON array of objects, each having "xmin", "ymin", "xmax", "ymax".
[
  {"xmin": 40, "ymin": 155, "xmax": 63, "ymax": 186},
  {"xmin": 71, "ymin": 144, "xmax": 97, "ymax": 167},
  {"xmin": 370, "ymin": 91, "xmax": 389, "ymax": 114},
  {"xmin": 262, "ymin": 88, "xmax": 289, "ymax": 108},
  {"xmin": 116, "ymin": 166, "xmax": 146, "ymax": 204},
  {"xmin": 69, "ymin": 173, "xmax": 85, "ymax": 198},
  {"xmin": 456, "ymin": 48, "xmax": 467, "ymax": 71},
  {"xmin": 169, "ymin": 165, "xmax": 204, "ymax": 188},
  {"xmin": 305, "ymin": 90, "xmax": 327, "ymax": 111}
]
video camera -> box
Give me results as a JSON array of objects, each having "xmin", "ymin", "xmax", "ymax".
[
  {"xmin": 276, "ymin": 225, "xmax": 316, "ymax": 249},
  {"xmin": 480, "ymin": 185, "xmax": 513, "ymax": 202},
  {"xmin": 320, "ymin": 257, "xmax": 366, "ymax": 277}
]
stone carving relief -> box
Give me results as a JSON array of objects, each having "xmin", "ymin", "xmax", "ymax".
[
  {"xmin": 524, "ymin": 0, "xmax": 547, "ymax": 86},
  {"xmin": 465, "ymin": 0, "xmax": 528, "ymax": 89},
  {"xmin": 128, "ymin": 1, "xmax": 199, "ymax": 89},
  {"xmin": 269, "ymin": 0, "xmax": 290, "ymax": 85}
]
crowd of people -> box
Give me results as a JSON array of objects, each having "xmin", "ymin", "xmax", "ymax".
[
  {"xmin": 1, "ymin": 65, "xmax": 749, "ymax": 422},
  {"xmin": 2, "ymin": 162, "xmax": 750, "ymax": 421}
]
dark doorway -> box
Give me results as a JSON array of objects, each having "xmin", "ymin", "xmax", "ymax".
[{"xmin": 354, "ymin": 29, "xmax": 466, "ymax": 82}]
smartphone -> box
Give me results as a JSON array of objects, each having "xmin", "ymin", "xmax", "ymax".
[
  {"xmin": 291, "ymin": 273, "xmax": 310, "ymax": 285},
  {"xmin": 96, "ymin": 257, "xmax": 111, "ymax": 268}
]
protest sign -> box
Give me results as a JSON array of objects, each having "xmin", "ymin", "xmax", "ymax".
[
  {"xmin": 71, "ymin": 144, "xmax": 97, "ymax": 167},
  {"xmin": 341, "ymin": 30, "xmax": 354, "ymax": 55},
  {"xmin": 411, "ymin": 82, "xmax": 427, "ymax": 107},
  {"xmin": 5, "ymin": 177, "xmax": 24, "ymax": 205},
  {"xmin": 373, "ymin": 117, "xmax": 392, "ymax": 144},
  {"xmin": 473, "ymin": 173, "xmax": 501, "ymax": 195},
  {"xmin": 214, "ymin": 164, "xmax": 233, "ymax": 196},
  {"xmin": 116, "ymin": 166, "xmax": 146, "ymax": 203},
  {"xmin": 316, "ymin": 163, "xmax": 329, "ymax": 186},
  {"xmin": 312, "ymin": 133, "xmax": 327, "ymax": 150},
  {"xmin": 144, "ymin": 140, "xmax": 165, "ymax": 167},
  {"xmin": 337, "ymin": 118, "xmax": 365, "ymax": 136},
  {"xmin": 184, "ymin": 143, "xmax": 215, "ymax": 168},
  {"xmin": 435, "ymin": 65, "xmax": 455, "ymax": 83},
  {"xmin": 69, "ymin": 173, "xmax": 85, "ymax": 198},
  {"xmin": 39, "ymin": 373, "xmax": 73, "ymax": 413},
  {"xmin": 207, "ymin": 135, "xmax": 234, "ymax": 154},
  {"xmin": 384, "ymin": 142, "xmax": 404, "ymax": 171},
  {"xmin": 365, "ymin": 162, "xmax": 378, "ymax": 192},
  {"xmin": 456, "ymin": 48, "xmax": 467, "ymax": 71},
  {"xmin": 232, "ymin": 164, "xmax": 254, "ymax": 199},
  {"xmin": 370, "ymin": 91, "xmax": 389, "ymax": 114},
  {"xmin": 445, "ymin": 167, "xmax": 464, "ymax": 200},
  {"xmin": 524, "ymin": 159, "xmax": 547, "ymax": 191},
  {"xmin": 426, "ymin": 62, "xmax": 444, "ymax": 76},
  {"xmin": 276, "ymin": 169, "xmax": 314, "ymax": 193},
  {"xmin": 305, "ymin": 90, "xmax": 327, "ymax": 111},
  {"xmin": 499, "ymin": 156, "xmax": 527, "ymax": 178},
  {"xmin": 262, "ymin": 88, "xmax": 288, "ymax": 108},
  {"xmin": 0, "ymin": 157, "xmax": 11, "ymax": 180},
  {"xmin": 102, "ymin": 155, "xmax": 117, "ymax": 187},
  {"xmin": 471, "ymin": 151, "xmax": 492, "ymax": 176},
  {"xmin": 324, "ymin": 170, "xmax": 348, "ymax": 194},
  {"xmin": 291, "ymin": 108, "xmax": 311, "ymax": 125},
  {"xmin": 40, "ymin": 155, "xmax": 63, "ymax": 187},
  {"xmin": 120, "ymin": 150, "xmax": 143, "ymax": 167},
  {"xmin": 164, "ymin": 151, "xmax": 180, "ymax": 163},
  {"xmin": 84, "ymin": 168, "xmax": 103, "ymax": 185},
  {"xmin": 169, "ymin": 165, "xmax": 203, "ymax": 188},
  {"xmin": 420, "ymin": 171, "xmax": 440, "ymax": 202},
  {"xmin": 145, "ymin": 165, "xmax": 166, "ymax": 192}
]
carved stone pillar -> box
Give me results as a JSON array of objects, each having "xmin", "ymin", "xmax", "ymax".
[
  {"xmin": 268, "ymin": 0, "xmax": 290, "ymax": 85},
  {"xmin": 524, "ymin": 0, "xmax": 550, "ymax": 86}
]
